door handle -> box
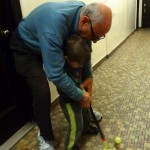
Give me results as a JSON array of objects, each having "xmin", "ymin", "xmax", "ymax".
[{"xmin": 0, "ymin": 30, "xmax": 10, "ymax": 37}]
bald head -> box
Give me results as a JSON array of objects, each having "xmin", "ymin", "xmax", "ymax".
[
  {"xmin": 80, "ymin": 2, "xmax": 112, "ymax": 35},
  {"xmin": 97, "ymin": 3, "xmax": 112, "ymax": 34}
]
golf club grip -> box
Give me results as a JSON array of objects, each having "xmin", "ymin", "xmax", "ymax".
[{"xmin": 90, "ymin": 106, "xmax": 105, "ymax": 140}]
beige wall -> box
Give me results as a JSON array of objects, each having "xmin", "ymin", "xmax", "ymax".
[{"xmin": 19, "ymin": 0, "xmax": 137, "ymax": 102}]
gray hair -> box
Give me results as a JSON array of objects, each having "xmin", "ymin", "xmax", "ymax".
[{"xmin": 80, "ymin": 2, "xmax": 104, "ymax": 25}]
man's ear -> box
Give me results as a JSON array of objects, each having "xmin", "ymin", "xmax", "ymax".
[{"xmin": 79, "ymin": 16, "xmax": 90, "ymax": 32}]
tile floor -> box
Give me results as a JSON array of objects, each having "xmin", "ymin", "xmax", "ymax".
[{"xmin": 4, "ymin": 28, "xmax": 150, "ymax": 150}]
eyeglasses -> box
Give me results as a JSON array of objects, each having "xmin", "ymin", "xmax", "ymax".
[{"xmin": 89, "ymin": 18, "xmax": 105, "ymax": 41}]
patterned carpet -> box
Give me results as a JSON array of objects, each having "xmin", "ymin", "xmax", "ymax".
[{"xmin": 11, "ymin": 28, "xmax": 150, "ymax": 150}]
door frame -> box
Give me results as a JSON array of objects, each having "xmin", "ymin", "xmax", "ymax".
[
  {"xmin": 11, "ymin": 0, "xmax": 22, "ymax": 26},
  {"xmin": 0, "ymin": 0, "xmax": 28, "ymax": 145},
  {"xmin": 138, "ymin": 0, "xmax": 143, "ymax": 27},
  {"xmin": 136, "ymin": 0, "xmax": 139, "ymax": 28}
]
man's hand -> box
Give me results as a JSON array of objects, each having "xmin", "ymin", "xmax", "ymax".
[
  {"xmin": 80, "ymin": 91, "xmax": 91, "ymax": 108},
  {"xmin": 82, "ymin": 77, "xmax": 93, "ymax": 96}
]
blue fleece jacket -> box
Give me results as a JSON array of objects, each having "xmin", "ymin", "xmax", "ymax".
[{"xmin": 18, "ymin": 1, "xmax": 92, "ymax": 101}]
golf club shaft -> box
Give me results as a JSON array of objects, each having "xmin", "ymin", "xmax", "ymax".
[
  {"xmin": 82, "ymin": 89, "xmax": 106, "ymax": 140},
  {"xmin": 90, "ymin": 106, "xmax": 106, "ymax": 140}
]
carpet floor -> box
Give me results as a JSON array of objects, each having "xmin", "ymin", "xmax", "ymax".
[{"xmin": 11, "ymin": 28, "xmax": 150, "ymax": 150}]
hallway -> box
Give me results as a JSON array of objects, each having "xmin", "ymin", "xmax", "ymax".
[{"xmin": 10, "ymin": 28, "xmax": 150, "ymax": 150}]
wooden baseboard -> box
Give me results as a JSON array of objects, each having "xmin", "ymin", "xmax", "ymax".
[
  {"xmin": 93, "ymin": 55, "xmax": 107, "ymax": 71},
  {"xmin": 51, "ymin": 96, "xmax": 60, "ymax": 110}
]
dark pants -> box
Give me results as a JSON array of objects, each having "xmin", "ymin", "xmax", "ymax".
[
  {"xmin": 10, "ymin": 29, "xmax": 54, "ymax": 141},
  {"xmin": 58, "ymin": 91, "xmax": 90, "ymax": 150}
]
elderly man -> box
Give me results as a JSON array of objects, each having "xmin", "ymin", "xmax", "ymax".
[{"xmin": 10, "ymin": 1, "xmax": 112, "ymax": 150}]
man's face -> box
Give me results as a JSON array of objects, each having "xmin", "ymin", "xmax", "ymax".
[
  {"xmin": 88, "ymin": 20, "xmax": 106, "ymax": 43},
  {"xmin": 81, "ymin": 20, "xmax": 111, "ymax": 43},
  {"xmin": 78, "ymin": 8, "xmax": 112, "ymax": 43}
]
